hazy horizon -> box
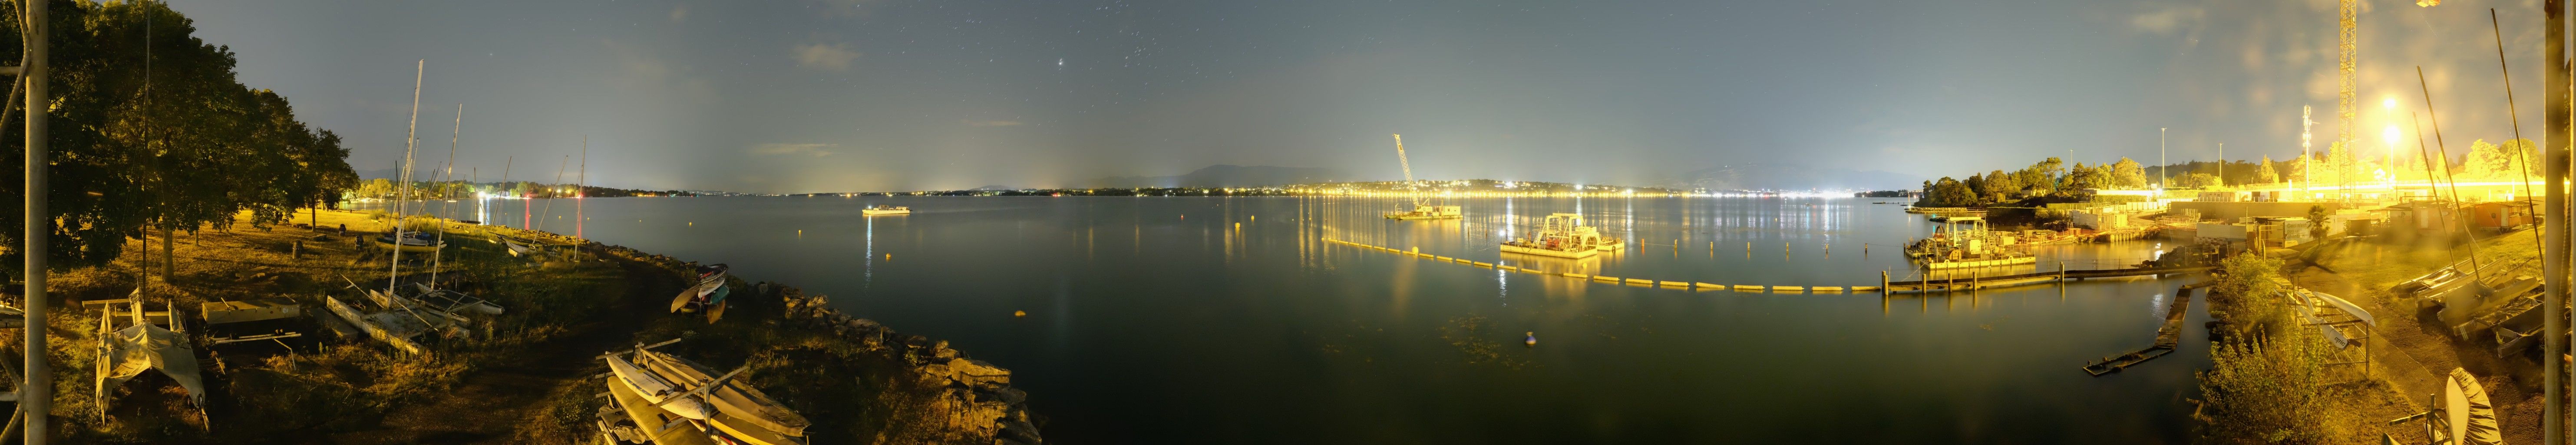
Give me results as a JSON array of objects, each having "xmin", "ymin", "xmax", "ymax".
[{"xmin": 181, "ymin": 0, "xmax": 2549, "ymax": 193}]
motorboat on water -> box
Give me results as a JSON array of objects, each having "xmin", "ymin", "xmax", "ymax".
[
  {"xmin": 860, "ymin": 205, "xmax": 911, "ymax": 216},
  {"xmin": 1501, "ymin": 213, "xmax": 1618, "ymax": 258}
]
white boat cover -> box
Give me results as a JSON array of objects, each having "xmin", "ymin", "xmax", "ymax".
[
  {"xmin": 96, "ymin": 320, "xmax": 205, "ymax": 407},
  {"xmin": 2441, "ymin": 368, "xmax": 2502, "ymax": 445}
]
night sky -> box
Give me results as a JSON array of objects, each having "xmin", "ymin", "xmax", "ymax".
[{"xmin": 177, "ymin": 0, "xmax": 2546, "ymax": 193}]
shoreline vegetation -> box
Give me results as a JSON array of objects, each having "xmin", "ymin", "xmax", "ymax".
[{"xmin": 5, "ymin": 208, "xmax": 1042, "ymax": 444}]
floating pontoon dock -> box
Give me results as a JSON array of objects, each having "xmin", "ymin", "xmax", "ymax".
[{"xmin": 2082, "ymin": 282, "xmax": 2200, "ymax": 376}]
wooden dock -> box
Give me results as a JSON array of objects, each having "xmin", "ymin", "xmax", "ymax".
[
  {"xmin": 1883, "ymin": 266, "xmax": 2213, "ymax": 293},
  {"xmin": 2082, "ymin": 282, "xmax": 2200, "ymax": 376}
]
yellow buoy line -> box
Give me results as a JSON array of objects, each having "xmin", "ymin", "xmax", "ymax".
[{"xmin": 1324, "ymin": 239, "xmax": 1881, "ymax": 293}]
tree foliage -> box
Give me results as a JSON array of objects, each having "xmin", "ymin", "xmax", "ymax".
[
  {"xmin": 0, "ymin": 1, "xmax": 357, "ymax": 273},
  {"xmin": 2255, "ymin": 155, "xmax": 2279, "ymax": 184},
  {"xmin": 2110, "ymin": 157, "xmax": 2146, "ymax": 189}
]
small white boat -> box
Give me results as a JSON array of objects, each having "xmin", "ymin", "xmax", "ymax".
[{"xmin": 861, "ymin": 205, "xmax": 911, "ymax": 216}]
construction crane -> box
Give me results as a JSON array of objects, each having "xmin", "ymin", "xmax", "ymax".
[
  {"xmin": 1392, "ymin": 134, "xmax": 1421, "ymax": 208},
  {"xmin": 1384, "ymin": 134, "xmax": 1462, "ymax": 220},
  {"xmin": 2338, "ymin": 0, "xmax": 2440, "ymax": 200}
]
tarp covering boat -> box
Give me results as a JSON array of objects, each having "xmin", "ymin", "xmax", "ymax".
[
  {"xmin": 2441, "ymin": 368, "xmax": 2502, "ymax": 445},
  {"xmin": 94, "ymin": 300, "xmax": 205, "ymax": 408}
]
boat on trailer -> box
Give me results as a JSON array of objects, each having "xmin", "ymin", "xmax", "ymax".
[{"xmin": 374, "ymin": 230, "xmax": 445, "ymax": 252}]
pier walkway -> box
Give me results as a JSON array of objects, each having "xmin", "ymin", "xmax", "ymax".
[
  {"xmin": 1882, "ymin": 265, "xmax": 2214, "ymax": 293},
  {"xmin": 1328, "ymin": 238, "xmax": 2209, "ymax": 295}
]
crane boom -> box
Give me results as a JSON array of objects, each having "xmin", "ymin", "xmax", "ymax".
[
  {"xmin": 1393, "ymin": 134, "xmax": 1422, "ymax": 207},
  {"xmin": 1393, "ymin": 134, "xmax": 1415, "ymax": 184}
]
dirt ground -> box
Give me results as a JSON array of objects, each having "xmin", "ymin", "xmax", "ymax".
[{"xmin": 2299, "ymin": 230, "xmax": 2550, "ymax": 445}]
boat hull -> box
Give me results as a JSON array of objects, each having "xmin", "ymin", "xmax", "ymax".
[
  {"xmin": 860, "ymin": 209, "xmax": 910, "ymax": 215},
  {"xmin": 1923, "ymin": 256, "xmax": 2038, "ymax": 270},
  {"xmin": 373, "ymin": 240, "xmax": 444, "ymax": 253},
  {"xmin": 1501, "ymin": 243, "xmax": 1598, "ymax": 259}
]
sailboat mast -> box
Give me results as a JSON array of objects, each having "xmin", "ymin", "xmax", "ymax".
[
  {"xmin": 431, "ymin": 104, "xmax": 461, "ymax": 288},
  {"xmin": 387, "ymin": 60, "xmax": 424, "ymax": 300}
]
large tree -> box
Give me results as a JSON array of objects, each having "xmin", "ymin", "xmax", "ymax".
[
  {"xmin": 2255, "ymin": 155, "xmax": 2279, "ymax": 184},
  {"xmin": 0, "ymin": 1, "xmax": 356, "ymax": 274},
  {"xmin": 2110, "ymin": 157, "xmax": 2146, "ymax": 189}
]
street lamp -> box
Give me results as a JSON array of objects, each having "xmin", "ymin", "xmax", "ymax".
[{"xmin": 2383, "ymin": 124, "xmax": 2401, "ymax": 193}]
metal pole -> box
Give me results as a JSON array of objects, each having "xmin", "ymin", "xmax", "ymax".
[
  {"xmin": 387, "ymin": 60, "xmax": 421, "ymax": 304},
  {"xmin": 2543, "ymin": 1, "xmax": 2567, "ymax": 442},
  {"xmin": 18, "ymin": 0, "xmax": 45, "ymax": 442}
]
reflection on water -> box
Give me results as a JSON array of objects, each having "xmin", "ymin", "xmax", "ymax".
[{"xmin": 351, "ymin": 196, "xmax": 2206, "ymax": 444}]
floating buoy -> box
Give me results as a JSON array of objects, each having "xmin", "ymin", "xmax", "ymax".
[
  {"xmin": 1014, "ymin": 310, "xmax": 1027, "ymax": 317},
  {"xmin": 1524, "ymin": 332, "xmax": 1537, "ymax": 347}
]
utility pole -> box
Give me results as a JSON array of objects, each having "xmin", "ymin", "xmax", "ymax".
[
  {"xmin": 19, "ymin": 0, "xmax": 50, "ymax": 442},
  {"xmin": 2544, "ymin": 1, "xmax": 2568, "ymax": 443},
  {"xmin": 2303, "ymin": 106, "xmax": 2314, "ymax": 198},
  {"xmin": 2218, "ymin": 143, "xmax": 2226, "ymax": 187},
  {"xmin": 2160, "ymin": 127, "xmax": 2167, "ymax": 188}
]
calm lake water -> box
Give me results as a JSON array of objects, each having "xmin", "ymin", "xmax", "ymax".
[{"xmin": 374, "ymin": 196, "xmax": 2209, "ymax": 444}]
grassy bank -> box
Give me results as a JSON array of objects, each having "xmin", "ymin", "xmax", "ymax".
[{"xmin": 4, "ymin": 208, "xmax": 1041, "ymax": 444}]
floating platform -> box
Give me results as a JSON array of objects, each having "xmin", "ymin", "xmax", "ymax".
[
  {"xmin": 1921, "ymin": 255, "xmax": 2036, "ymax": 270},
  {"xmin": 2083, "ymin": 283, "xmax": 2198, "ymax": 376},
  {"xmin": 1500, "ymin": 243, "xmax": 1597, "ymax": 259},
  {"xmin": 1883, "ymin": 266, "xmax": 2212, "ymax": 293}
]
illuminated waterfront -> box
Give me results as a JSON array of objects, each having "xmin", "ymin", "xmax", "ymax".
[{"xmin": 377, "ymin": 196, "xmax": 2207, "ymax": 443}]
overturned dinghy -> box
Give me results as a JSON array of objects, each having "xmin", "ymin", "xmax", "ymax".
[
  {"xmin": 91, "ymin": 298, "xmax": 206, "ymax": 410},
  {"xmin": 670, "ymin": 264, "xmax": 733, "ymax": 323}
]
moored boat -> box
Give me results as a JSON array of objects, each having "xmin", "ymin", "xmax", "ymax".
[
  {"xmin": 860, "ymin": 205, "xmax": 911, "ymax": 215},
  {"xmin": 1384, "ymin": 205, "xmax": 1463, "ymax": 220},
  {"xmin": 1501, "ymin": 213, "xmax": 1614, "ymax": 259},
  {"xmin": 1906, "ymin": 217, "xmax": 2038, "ymax": 269}
]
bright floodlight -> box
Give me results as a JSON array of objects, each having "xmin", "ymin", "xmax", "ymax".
[
  {"xmin": 2382, "ymin": 125, "xmax": 2400, "ymax": 146},
  {"xmin": 2383, "ymin": 97, "xmax": 2397, "ymax": 110}
]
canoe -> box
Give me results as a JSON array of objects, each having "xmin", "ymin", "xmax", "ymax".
[
  {"xmin": 604, "ymin": 352, "xmax": 713, "ymax": 420},
  {"xmin": 636, "ymin": 351, "xmax": 811, "ymax": 444}
]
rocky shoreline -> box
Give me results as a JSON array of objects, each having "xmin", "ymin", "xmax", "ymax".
[{"xmin": 597, "ymin": 244, "xmax": 1046, "ymax": 444}]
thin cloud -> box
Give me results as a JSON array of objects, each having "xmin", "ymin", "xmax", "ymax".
[
  {"xmin": 2127, "ymin": 3, "xmax": 2203, "ymax": 36},
  {"xmin": 753, "ymin": 143, "xmax": 837, "ymax": 157},
  {"xmin": 965, "ymin": 120, "xmax": 1022, "ymax": 127},
  {"xmin": 794, "ymin": 43, "xmax": 860, "ymax": 71},
  {"xmin": 670, "ymin": 5, "xmax": 689, "ymax": 23}
]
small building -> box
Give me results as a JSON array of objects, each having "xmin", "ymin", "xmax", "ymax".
[
  {"xmin": 2467, "ymin": 199, "xmax": 2537, "ymax": 232},
  {"xmin": 2387, "ymin": 199, "xmax": 2465, "ymax": 234}
]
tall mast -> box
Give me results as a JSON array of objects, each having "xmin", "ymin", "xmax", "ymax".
[
  {"xmin": 430, "ymin": 104, "xmax": 461, "ymax": 288},
  {"xmin": 387, "ymin": 60, "xmax": 423, "ymax": 301},
  {"xmin": 578, "ymin": 136, "xmax": 587, "ymax": 239}
]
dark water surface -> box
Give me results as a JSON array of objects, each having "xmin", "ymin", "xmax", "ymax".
[{"xmin": 379, "ymin": 196, "xmax": 2209, "ymax": 444}]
